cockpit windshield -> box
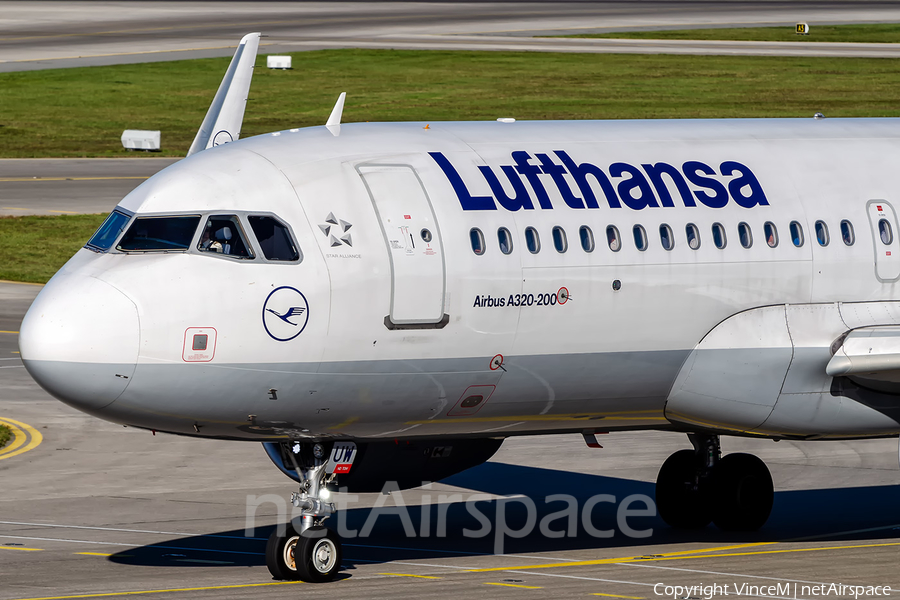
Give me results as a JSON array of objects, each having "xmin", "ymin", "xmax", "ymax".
[
  {"xmin": 117, "ymin": 216, "xmax": 200, "ymax": 252},
  {"xmin": 86, "ymin": 209, "xmax": 132, "ymax": 252},
  {"xmin": 198, "ymin": 216, "xmax": 253, "ymax": 259}
]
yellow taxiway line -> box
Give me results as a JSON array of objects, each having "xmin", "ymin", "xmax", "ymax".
[
  {"xmin": 484, "ymin": 582, "xmax": 543, "ymax": 589},
  {"xmin": 0, "ymin": 176, "xmax": 149, "ymax": 182},
  {"xmin": 466, "ymin": 540, "xmax": 900, "ymax": 573},
  {"xmin": 0, "ymin": 417, "xmax": 43, "ymax": 461},
  {"xmin": 467, "ymin": 542, "xmax": 776, "ymax": 572},
  {"xmin": 10, "ymin": 581, "xmax": 303, "ymax": 600}
]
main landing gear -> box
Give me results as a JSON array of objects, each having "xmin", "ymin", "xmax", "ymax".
[
  {"xmin": 266, "ymin": 442, "xmax": 343, "ymax": 583},
  {"xmin": 655, "ymin": 434, "xmax": 774, "ymax": 531}
]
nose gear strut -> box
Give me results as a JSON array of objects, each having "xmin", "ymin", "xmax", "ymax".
[{"xmin": 265, "ymin": 441, "xmax": 346, "ymax": 582}]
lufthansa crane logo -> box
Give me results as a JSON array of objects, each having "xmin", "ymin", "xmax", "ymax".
[{"xmin": 262, "ymin": 286, "xmax": 310, "ymax": 341}]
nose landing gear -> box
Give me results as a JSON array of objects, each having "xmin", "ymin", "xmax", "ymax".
[
  {"xmin": 655, "ymin": 434, "xmax": 774, "ymax": 531},
  {"xmin": 267, "ymin": 525, "xmax": 342, "ymax": 583},
  {"xmin": 266, "ymin": 441, "xmax": 348, "ymax": 582}
]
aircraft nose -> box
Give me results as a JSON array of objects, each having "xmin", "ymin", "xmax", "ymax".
[{"xmin": 19, "ymin": 274, "xmax": 139, "ymax": 413}]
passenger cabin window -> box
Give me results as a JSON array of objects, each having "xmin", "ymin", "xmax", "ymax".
[
  {"xmin": 633, "ymin": 225, "xmax": 648, "ymax": 251},
  {"xmin": 764, "ymin": 222, "xmax": 778, "ymax": 248},
  {"xmin": 248, "ymin": 216, "xmax": 300, "ymax": 261},
  {"xmin": 470, "ymin": 228, "xmax": 485, "ymax": 255},
  {"xmin": 117, "ymin": 215, "xmax": 200, "ymax": 252},
  {"xmin": 841, "ymin": 220, "xmax": 855, "ymax": 246},
  {"xmin": 879, "ymin": 219, "xmax": 893, "ymax": 245},
  {"xmin": 685, "ymin": 223, "xmax": 700, "ymax": 250},
  {"xmin": 552, "ymin": 226, "xmax": 568, "ymax": 253},
  {"xmin": 712, "ymin": 223, "xmax": 726, "ymax": 249},
  {"xmin": 87, "ymin": 209, "xmax": 131, "ymax": 252},
  {"xmin": 606, "ymin": 225, "xmax": 621, "ymax": 252},
  {"xmin": 659, "ymin": 224, "xmax": 674, "ymax": 251},
  {"xmin": 815, "ymin": 220, "xmax": 829, "ymax": 246},
  {"xmin": 790, "ymin": 221, "xmax": 804, "ymax": 247},
  {"xmin": 580, "ymin": 226, "xmax": 595, "ymax": 253},
  {"xmin": 525, "ymin": 227, "xmax": 541, "ymax": 254},
  {"xmin": 497, "ymin": 227, "xmax": 513, "ymax": 255},
  {"xmin": 738, "ymin": 222, "xmax": 752, "ymax": 249},
  {"xmin": 198, "ymin": 216, "xmax": 253, "ymax": 258}
]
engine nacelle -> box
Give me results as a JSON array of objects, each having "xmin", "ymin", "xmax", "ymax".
[{"xmin": 263, "ymin": 438, "xmax": 504, "ymax": 492}]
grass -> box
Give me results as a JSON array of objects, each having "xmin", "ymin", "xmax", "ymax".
[
  {"xmin": 0, "ymin": 424, "xmax": 10, "ymax": 449},
  {"xmin": 563, "ymin": 23, "xmax": 900, "ymax": 43},
  {"xmin": 0, "ymin": 214, "xmax": 107, "ymax": 283},
  {"xmin": 2, "ymin": 48, "xmax": 900, "ymax": 282},
  {"xmin": 2, "ymin": 49, "xmax": 900, "ymax": 158}
]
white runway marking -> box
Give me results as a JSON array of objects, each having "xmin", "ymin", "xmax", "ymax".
[
  {"xmin": 0, "ymin": 534, "xmax": 263, "ymax": 556},
  {"xmin": 0, "ymin": 520, "xmax": 266, "ymax": 540}
]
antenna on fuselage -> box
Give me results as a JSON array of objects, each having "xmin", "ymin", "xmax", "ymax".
[
  {"xmin": 186, "ymin": 32, "xmax": 261, "ymax": 157},
  {"xmin": 325, "ymin": 92, "xmax": 347, "ymax": 136}
]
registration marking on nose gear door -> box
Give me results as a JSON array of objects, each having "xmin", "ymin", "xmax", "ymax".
[{"xmin": 326, "ymin": 442, "xmax": 357, "ymax": 474}]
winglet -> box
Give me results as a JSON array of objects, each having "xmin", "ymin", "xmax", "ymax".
[
  {"xmin": 187, "ymin": 32, "xmax": 261, "ymax": 157},
  {"xmin": 325, "ymin": 92, "xmax": 346, "ymax": 136}
]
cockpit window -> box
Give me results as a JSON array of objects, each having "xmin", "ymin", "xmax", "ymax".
[
  {"xmin": 117, "ymin": 216, "xmax": 200, "ymax": 252},
  {"xmin": 198, "ymin": 215, "xmax": 253, "ymax": 259},
  {"xmin": 86, "ymin": 209, "xmax": 132, "ymax": 251},
  {"xmin": 248, "ymin": 216, "xmax": 300, "ymax": 261}
]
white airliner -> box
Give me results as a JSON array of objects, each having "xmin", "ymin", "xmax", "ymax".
[{"xmin": 18, "ymin": 33, "xmax": 900, "ymax": 582}]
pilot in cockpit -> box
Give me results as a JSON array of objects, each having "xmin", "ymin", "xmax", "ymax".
[{"xmin": 199, "ymin": 222, "xmax": 232, "ymax": 255}]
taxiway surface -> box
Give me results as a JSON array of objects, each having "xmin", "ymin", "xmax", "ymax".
[
  {"xmin": 0, "ymin": 159, "xmax": 177, "ymax": 216},
  {"xmin": 3, "ymin": 1, "xmax": 900, "ymax": 72},
  {"xmin": 2, "ymin": 281, "xmax": 899, "ymax": 599},
  {"xmin": 3, "ymin": 3, "xmax": 900, "ymax": 599}
]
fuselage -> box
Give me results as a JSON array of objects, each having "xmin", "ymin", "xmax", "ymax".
[{"xmin": 19, "ymin": 118, "xmax": 900, "ymax": 441}]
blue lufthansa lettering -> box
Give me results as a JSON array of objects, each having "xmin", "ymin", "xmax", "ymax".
[
  {"xmin": 536, "ymin": 153, "xmax": 584, "ymax": 209},
  {"xmin": 428, "ymin": 151, "xmax": 496, "ymax": 210},
  {"xmin": 683, "ymin": 161, "xmax": 729, "ymax": 208},
  {"xmin": 554, "ymin": 151, "xmax": 620, "ymax": 209},
  {"xmin": 642, "ymin": 162, "xmax": 696, "ymax": 208},
  {"xmin": 434, "ymin": 150, "xmax": 768, "ymax": 212},
  {"xmin": 721, "ymin": 160, "xmax": 769, "ymax": 208},
  {"xmin": 478, "ymin": 164, "xmax": 534, "ymax": 211},
  {"xmin": 609, "ymin": 163, "xmax": 659, "ymax": 210},
  {"xmin": 512, "ymin": 151, "xmax": 553, "ymax": 209}
]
